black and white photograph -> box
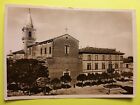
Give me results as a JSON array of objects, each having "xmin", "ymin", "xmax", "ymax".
[{"xmin": 4, "ymin": 5, "xmax": 136, "ymax": 100}]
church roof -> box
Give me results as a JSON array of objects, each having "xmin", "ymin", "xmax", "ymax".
[
  {"xmin": 28, "ymin": 34, "xmax": 79, "ymax": 48},
  {"xmin": 79, "ymin": 47, "xmax": 124, "ymax": 55},
  {"xmin": 53, "ymin": 34, "xmax": 79, "ymax": 42},
  {"xmin": 12, "ymin": 50, "xmax": 25, "ymax": 54}
]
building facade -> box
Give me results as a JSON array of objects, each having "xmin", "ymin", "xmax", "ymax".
[
  {"xmin": 79, "ymin": 47, "xmax": 124, "ymax": 74},
  {"xmin": 26, "ymin": 34, "xmax": 82, "ymax": 83},
  {"xmin": 7, "ymin": 9, "xmax": 126, "ymax": 83},
  {"xmin": 123, "ymin": 56, "xmax": 133, "ymax": 72}
]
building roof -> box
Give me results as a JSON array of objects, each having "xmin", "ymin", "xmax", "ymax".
[
  {"xmin": 28, "ymin": 34, "xmax": 79, "ymax": 48},
  {"xmin": 123, "ymin": 56, "xmax": 133, "ymax": 63},
  {"xmin": 79, "ymin": 47, "xmax": 124, "ymax": 55},
  {"xmin": 12, "ymin": 50, "xmax": 25, "ymax": 54}
]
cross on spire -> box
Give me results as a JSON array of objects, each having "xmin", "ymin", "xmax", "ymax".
[
  {"xmin": 65, "ymin": 27, "xmax": 68, "ymax": 34},
  {"xmin": 29, "ymin": 8, "xmax": 31, "ymax": 14}
]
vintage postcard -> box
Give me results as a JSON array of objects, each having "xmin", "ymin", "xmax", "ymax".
[{"xmin": 4, "ymin": 5, "xmax": 136, "ymax": 100}]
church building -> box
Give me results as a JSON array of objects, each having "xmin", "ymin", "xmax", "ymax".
[{"xmin": 7, "ymin": 9, "xmax": 125, "ymax": 83}]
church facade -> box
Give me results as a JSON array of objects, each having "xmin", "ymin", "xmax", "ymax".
[
  {"xmin": 7, "ymin": 9, "xmax": 124, "ymax": 83},
  {"xmin": 26, "ymin": 34, "xmax": 82, "ymax": 82}
]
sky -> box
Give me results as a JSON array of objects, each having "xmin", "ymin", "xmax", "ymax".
[{"xmin": 5, "ymin": 6, "xmax": 134, "ymax": 57}]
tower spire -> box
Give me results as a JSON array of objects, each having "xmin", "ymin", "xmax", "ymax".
[
  {"xmin": 26, "ymin": 8, "xmax": 33, "ymax": 28},
  {"xmin": 22, "ymin": 8, "xmax": 36, "ymax": 58}
]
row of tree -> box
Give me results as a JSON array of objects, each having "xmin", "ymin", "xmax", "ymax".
[
  {"xmin": 76, "ymin": 72, "xmax": 118, "ymax": 87},
  {"xmin": 7, "ymin": 59, "xmax": 72, "ymax": 95},
  {"xmin": 76, "ymin": 71, "xmax": 133, "ymax": 87},
  {"xmin": 7, "ymin": 59, "xmax": 133, "ymax": 95}
]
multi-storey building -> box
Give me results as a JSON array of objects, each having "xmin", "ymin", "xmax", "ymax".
[
  {"xmin": 7, "ymin": 9, "xmax": 125, "ymax": 83},
  {"xmin": 123, "ymin": 56, "xmax": 133, "ymax": 72},
  {"xmin": 79, "ymin": 47, "xmax": 124, "ymax": 74}
]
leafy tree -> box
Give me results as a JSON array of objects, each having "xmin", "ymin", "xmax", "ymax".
[
  {"xmin": 107, "ymin": 65, "xmax": 115, "ymax": 74},
  {"xmin": 36, "ymin": 77, "xmax": 50, "ymax": 95},
  {"xmin": 106, "ymin": 63, "xmax": 116, "ymax": 94},
  {"xmin": 7, "ymin": 59, "xmax": 49, "ymax": 95},
  {"xmin": 87, "ymin": 73, "xmax": 94, "ymax": 81},
  {"xmin": 94, "ymin": 73, "xmax": 100, "ymax": 80},
  {"xmin": 101, "ymin": 72, "xmax": 108, "ymax": 80},
  {"xmin": 7, "ymin": 82, "xmax": 20, "ymax": 91},
  {"xmin": 60, "ymin": 75, "xmax": 72, "ymax": 89},
  {"xmin": 51, "ymin": 78, "xmax": 61, "ymax": 93},
  {"xmin": 60, "ymin": 75, "xmax": 72, "ymax": 83},
  {"xmin": 86, "ymin": 73, "xmax": 94, "ymax": 86},
  {"xmin": 107, "ymin": 63, "xmax": 115, "ymax": 83},
  {"xmin": 94, "ymin": 73, "xmax": 102, "ymax": 85},
  {"xmin": 77, "ymin": 74, "xmax": 87, "ymax": 87},
  {"xmin": 95, "ymin": 73, "xmax": 103, "ymax": 85},
  {"xmin": 7, "ymin": 59, "xmax": 19, "ymax": 84},
  {"xmin": 100, "ymin": 72, "xmax": 108, "ymax": 84},
  {"xmin": 121, "ymin": 72, "xmax": 133, "ymax": 79},
  {"xmin": 114, "ymin": 71, "xmax": 120, "ymax": 80}
]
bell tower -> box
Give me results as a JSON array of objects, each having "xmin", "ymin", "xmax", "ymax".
[{"xmin": 22, "ymin": 8, "xmax": 36, "ymax": 57}]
